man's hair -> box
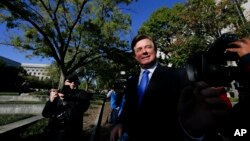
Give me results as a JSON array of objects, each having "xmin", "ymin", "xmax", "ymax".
[
  {"xmin": 130, "ymin": 35, "xmax": 157, "ymax": 53},
  {"xmin": 65, "ymin": 74, "xmax": 80, "ymax": 84}
]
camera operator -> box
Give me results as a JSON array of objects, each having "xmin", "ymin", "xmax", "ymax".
[
  {"xmin": 178, "ymin": 36, "xmax": 250, "ymax": 141},
  {"xmin": 42, "ymin": 74, "xmax": 91, "ymax": 141},
  {"xmin": 224, "ymin": 37, "xmax": 250, "ymax": 141},
  {"xmin": 227, "ymin": 37, "xmax": 250, "ymax": 90}
]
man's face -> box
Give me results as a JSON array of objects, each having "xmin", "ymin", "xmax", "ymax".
[
  {"xmin": 133, "ymin": 38, "xmax": 157, "ymax": 69},
  {"xmin": 50, "ymin": 89, "xmax": 58, "ymax": 96},
  {"xmin": 64, "ymin": 79, "xmax": 78, "ymax": 89}
]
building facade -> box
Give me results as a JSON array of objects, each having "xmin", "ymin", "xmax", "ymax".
[
  {"xmin": 215, "ymin": 0, "xmax": 250, "ymax": 20},
  {"xmin": 21, "ymin": 63, "xmax": 50, "ymax": 80},
  {"xmin": 242, "ymin": 0, "xmax": 250, "ymax": 20}
]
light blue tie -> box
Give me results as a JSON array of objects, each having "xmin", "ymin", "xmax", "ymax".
[{"xmin": 138, "ymin": 70, "xmax": 149, "ymax": 106}]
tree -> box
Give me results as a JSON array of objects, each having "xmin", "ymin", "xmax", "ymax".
[
  {"xmin": 46, "ymin": 62, "xmax": 60, "ymax": 88},
  {"xmin": 76, "ymin": 46, "xmax": 136, "ymax": 91},
  {"xmin": 139, "ymin": 4, "xmax": 185, "ymax": 49},
  {"xmin": 139, "ymin": 0, "xmax": 247, "ymax": 67},
  {"xmin": 0, "ymin": 0, "xmax": 136, "ymax": 89}
]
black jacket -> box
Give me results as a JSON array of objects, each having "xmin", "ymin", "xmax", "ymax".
[
  {"xmin": 42, "ymin": 89, "xmax": 90, "ymax": 141},
  {"xmin": 221, "ymin": 53, "xmax": 250, "ymax": 141},
  {"xmin": 118, "ymin": 64, "xmax": 189, "ymax": 141}
]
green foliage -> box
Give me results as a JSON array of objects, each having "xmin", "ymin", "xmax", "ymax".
[
  {"xmin": 166, "ymin": 35, "xmax": 208, "ymax": 67},
  {"xmin": 25, "ymin": 75, "xmax": 53, "ymax": 90},
  {"xmin": 139, "ymin": 0, "xmax": 248, "ymax": 66},
  {"xmin": 0, "ymin": 92, "xmax": 19, "ymax": 95},
  {"xmin": 46, "ymin": 63, "xmax": 60, "ymax": 88},
  {"xmin": 0, "ymin": 114, "xmax": 34, "ymax": 126},
  {"xmin": 0, "ymin": 0, "xmax": 136, "ymax": 88},
  {"xmin": 236, "ymin": 21, "xmax": 250, "ymax": 37}
]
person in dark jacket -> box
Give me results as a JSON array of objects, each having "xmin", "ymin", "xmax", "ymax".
[
  {"xmin": 180, "ymin": 37, "xmax": 250, "ymax": 141},
  {"xmin": 222, "ymin": 37, "xmax": 250, "ymax": 141},
  {"xmin": 42, "ymin": 74, "xmax": 90, "ymax": 141}
]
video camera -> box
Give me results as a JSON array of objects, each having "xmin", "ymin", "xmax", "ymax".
[{"xmin": 186, "ymin": 33, "xmax": 240, "ymax": 87}]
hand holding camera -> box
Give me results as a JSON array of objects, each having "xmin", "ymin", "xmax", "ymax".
[
  {"xmin": 49, "ymin": 88, "xmax": 58, "ymax": 102},
  {"xmin": 178, "ymin": 81, "xmax": 231, "ymax": 137},
  {"xmin": 181, "ymin": 33, "xmax": 250, "ymax": 139},
  {"xmin": 227, "ymin": 37, "xmax": 250, "ymax": 58}
]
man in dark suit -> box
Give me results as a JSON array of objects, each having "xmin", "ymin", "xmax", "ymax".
[{"xmin": 110, "ymin": 35, "xmax": 232, "ymax": 141}]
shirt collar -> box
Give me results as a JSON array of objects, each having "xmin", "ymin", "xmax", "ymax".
[{"xmin": 140, "ymin": 62, "xmax": 158, "ymax": 74}]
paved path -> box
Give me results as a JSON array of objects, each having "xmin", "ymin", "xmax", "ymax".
[{"xmin": 95, "ymin": 101, "xmax": 113, "ymax": 141}]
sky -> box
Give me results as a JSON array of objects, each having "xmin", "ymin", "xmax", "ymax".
[{"xmin": 0, "ymin": 0, "xmax": 186, "ymax": 64}]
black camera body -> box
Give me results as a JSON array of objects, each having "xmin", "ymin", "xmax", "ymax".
[
  {"xmin": 186, "ymin": 33, "xmax": 240, "ymax": 86},
  {"xmin": 56, "ymin": 111, "xmax": 70, "ymax": 124}
]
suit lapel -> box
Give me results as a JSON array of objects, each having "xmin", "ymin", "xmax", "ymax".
[
  {"xmin": 137, "ymin": 64, "xmax": 165, "ymax": 106},
  {"xmin": 145, "ymin": 64, "xmax": 163, "ymax": 94}
]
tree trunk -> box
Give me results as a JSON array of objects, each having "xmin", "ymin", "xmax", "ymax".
[{"xmin": 58, "ymin": 71, "xmax": 65, "ymax": 90}]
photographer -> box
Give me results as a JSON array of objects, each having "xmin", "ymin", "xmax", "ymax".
[
  {"xmin": 179, "ymin": 36, "xmax": 250, "ymax": 141},
  {"xmin": 42, "ymin": 74, "xmax": 91, "ymax": 141},
  {"xmin": 224, "ymin": 37, "xmax": 250, "ymax": 141},
  {"xmin": 227, "ymin": 37, "xmax": 250, "ymax": 89}
]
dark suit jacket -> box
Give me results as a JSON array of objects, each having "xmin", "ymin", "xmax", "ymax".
[{"xmin": 118, "ymin": 64, "xmax": 189, "ymax": 141}]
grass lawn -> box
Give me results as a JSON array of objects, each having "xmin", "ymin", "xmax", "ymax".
[
  {"xmin": 0, "ymin": 92, "xmax": 19, "ymax": 95},
  {"xmin": 0, "ymin": 114, "xmax": 34, "ymax": 126}
]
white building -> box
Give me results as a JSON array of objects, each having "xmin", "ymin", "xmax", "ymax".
[
  {"xmin": 21, "ymin": 63, "xmax": 50, "ymax": 80},
  {"xmin": 218, "ymin": 0, "xmax": 250, "ymax": 20},
  {"xmin": 242, "ymin": 0, "xmax": 250, "ymax": 20},
  {"xmin": 215, "ymin": 0, "xmax": 250, "ymax": 34}
]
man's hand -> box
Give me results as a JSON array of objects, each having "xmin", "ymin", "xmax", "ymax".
[
  {"xmin": 178, "ymin": 81, "xmax": 232, "ymax": 137},
  {"xmin": 227, "ymin": 37, "xmax": 250, "ymax": 58}
]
